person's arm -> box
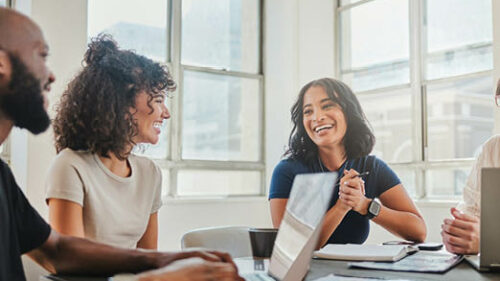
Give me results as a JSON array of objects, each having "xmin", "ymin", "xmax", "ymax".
[
  {"xmin": 47, "ymin": 198, "xmax": 85, "ymax": 237},
  {"xmin": 441, "ymin": 207, "xmax": 479, "ymax": 254},
  {"xmin": 317, "ymin": 201, "xmax": 351, "ymax": 248},
  {"xmin": 270, "ymin": 199, "xmax": 288, "ymax": 228},
  {"xmin": 340, "ymin": 180, "xmax": 426, "ymax": 242},
  {"xmin": 27, "ymin": 229, "xmax": 237, "ymax": 276},
  {"xmin": 137, "ymin": 213, "xmax": 158, "ymax": 250},
  {"xmin": 372, "ymin": 185, "xmax": 426, "ymax": 242}
]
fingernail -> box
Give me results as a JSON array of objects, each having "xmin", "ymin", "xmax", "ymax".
[{"xmin": 344, "ymin": 181, "xmax": 349, "ymax": 185}]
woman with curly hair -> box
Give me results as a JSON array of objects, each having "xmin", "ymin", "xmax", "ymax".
[
  {"xmin": 45, "ymin": 35, "xmax": 175, "ymax": 249},
  {"xmin": 269, "ymin": 78, "xmax": 426, "ymax": 247}
]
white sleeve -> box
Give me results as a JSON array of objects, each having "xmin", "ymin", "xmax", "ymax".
[
  {"xmin": 456, "ymin": 136, "xmax": 500, "ymax": 218},
  {"xmin": 45, "ymin": 154, "xmax": 85, "ymax": 206}
]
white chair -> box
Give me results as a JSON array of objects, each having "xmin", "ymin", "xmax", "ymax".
[{"xmin": 181, "ymin": 226, "xmax": 252, "ymax": 258}]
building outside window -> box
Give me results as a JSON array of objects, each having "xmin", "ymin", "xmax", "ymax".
[
  {"xmin": 88, "ymin": 0, "xmax": 264, "ymax": 197},
  {"xmin": 337, "ymin": 0, "xmax": 494, "ymax": 199}
]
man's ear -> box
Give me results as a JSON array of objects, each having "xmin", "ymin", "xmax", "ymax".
[{"xmin": 0, "ymin": 50, "xmax": 12, "ymax": 85}]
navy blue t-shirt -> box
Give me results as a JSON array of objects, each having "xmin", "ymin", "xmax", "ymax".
[{"xmin": 269, "ymin": 155, "xmax": 400, "ymax": 245}]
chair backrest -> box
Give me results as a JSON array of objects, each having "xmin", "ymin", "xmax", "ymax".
[{"xmin": 181, "ymin": 226, "xmax": 252, "ymax": 258}]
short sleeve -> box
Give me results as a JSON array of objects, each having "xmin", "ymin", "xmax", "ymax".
[
  {"xmin": 2, "ymin": 162, "xmax": 51, "ymax": 253},
  {"xmin": 456, "ymin": 135, "xmax": 500, "ymax": 218},
  {"xmin": 150, "ymin": 163, "xmax": 163, "ymax": 214},
  {"xmin": 372, "ymin": 157, "xmax": 401, "ymax": 197},
  {"xmin": 45, "ymin": 154, "xmax": 85, "ymax": 206},
  {"xmin": 269, "ymin": 160, "xmax": 296, "ymax": 199}
]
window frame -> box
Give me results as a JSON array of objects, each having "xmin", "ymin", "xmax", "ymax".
[
  {"xmin": 335, "ymin": 0, "xmax": 492, "ymax": 199},
  {"xmin": 161, "ymin": 0, "xmax": 266, "ymax": 198}
]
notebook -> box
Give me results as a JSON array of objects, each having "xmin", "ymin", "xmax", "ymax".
[
  {"xmin": 243, "ymin": 172, "xmax": 337, "ymax": 281},
  {"xmin": 314, "ymin": 244, "xmax": 417, "ymax": 262},
  {"xmin": 466, "ymin": 168, "xmax": 500, "ymax": 272}
]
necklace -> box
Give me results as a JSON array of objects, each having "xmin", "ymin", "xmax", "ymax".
[
  {"xmin": 318, "ymin": 156, "xmax": 326, "ymax": 172},
  {"xmin": 318, "ymin": 155, "xmax": 348, "ymax": 172}
]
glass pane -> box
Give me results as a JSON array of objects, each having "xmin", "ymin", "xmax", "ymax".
[
  {"xmin": 391, "ymin": 167, "xmax": 416, "ymax": 198},
  {"xmin": 0, "ymin": 0, "xmax": 6, "ymax": 7},
  {"xmin": 161, "ymin": 168, "xmax": 170, "ymax": 197},
  {"xmin": 177, "ymin": 169, "xmax": 261, "ymax": 196},
  {"xmin": 340, "ymin": 0, "xmax": 409, "ymax": 91},
  {"xmin": 426, "ymin": 167, "xmax": 471, "ymax": 197},
  {"xmin": 182, "ymin": 70, "xmax": 261, "ymax": 161},
  {"xmin": 427, "ymin": 75, "xmax": 494, "ymax": 160},
  {"xmin": 358, "ymin": 89, "xmax": 412, "ymax": 163},
  {"xmin": 181, "ymin": 0, "xmax": 260, "ymax": 73},
  {"xmin": 87, "ymin": 0, "xmax": 168, "ymax": 61},
  {"xmin": 426, "ymin": 0, "xmax": 493, "ymax": 80}
]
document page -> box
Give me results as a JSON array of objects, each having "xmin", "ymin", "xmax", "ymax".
[{"xmin": 349, "ymin": 251, "xmax": 463, "ymax": 273}]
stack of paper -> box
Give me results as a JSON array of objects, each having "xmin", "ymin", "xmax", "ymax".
[{"xmin": 314, "ymin": 244, "xmax": 417, "ymax": 262}]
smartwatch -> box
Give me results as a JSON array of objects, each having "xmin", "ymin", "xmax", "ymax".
[{"xmin": 366, "ymin": 198, "xmax": 381, "ymax": 219}]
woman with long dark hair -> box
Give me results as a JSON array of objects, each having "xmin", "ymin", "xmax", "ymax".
[
  {"xmin": 269, "ymin": 78, "xmax": 426, "ymax": 246},
  {"xmin": 45, "ymin": 35, "xmax": 174, "ymax": 249}
]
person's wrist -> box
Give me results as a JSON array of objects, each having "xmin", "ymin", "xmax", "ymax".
[
  {"xmin": 358, "ymin": 198, "xmax": 371, "ymax": 215},
  {"xmin": 147, "ymin": 251, "xmax": 176, "ymax": 269},
  {"xmin": 334, "ymin": 201, "xmax": 351, "ymax": 213}
]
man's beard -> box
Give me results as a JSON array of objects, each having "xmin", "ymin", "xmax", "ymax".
[{"xmin": 0, "ymin": 53, "xmax": 50, "ymax": 134}]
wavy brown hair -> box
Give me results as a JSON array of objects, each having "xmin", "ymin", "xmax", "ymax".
[{"xmin": 53, "ymin": 34, "xmax": 176, "ymax": 160}]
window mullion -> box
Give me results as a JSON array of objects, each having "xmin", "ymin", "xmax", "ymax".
[
  {"xmin": 170, "ymin": 0, "xmax": 182, "ymax": 197},
  {"xmin": 409, "ymin": 0, "xmax": 426, "ymax": 198}
]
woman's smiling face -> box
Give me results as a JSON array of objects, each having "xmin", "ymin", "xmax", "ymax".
[
  {"xmin": 302, "ymin": 86, "xmax": 347, "ymax": 149},
  {"xmin": 131, "ymin": 91, "xmax": 170, "ymax": 145}
]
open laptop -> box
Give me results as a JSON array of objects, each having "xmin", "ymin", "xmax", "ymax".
[
  {"xmin": 243, "ymin": 172, "xmax": 336, "ymax": 281},
  {"xmin": 466, "ymin": 168, "xmax": 500, "ymax": 272}
]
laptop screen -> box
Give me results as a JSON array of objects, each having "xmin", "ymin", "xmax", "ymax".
[{"xmin": 268, "ymin": 172, "xmax": 336, "ymax": 280}]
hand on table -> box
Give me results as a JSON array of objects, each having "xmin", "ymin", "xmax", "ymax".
[
  {"xmin": 441, "ymin": 207, "xmax": 479, "ymax": 255},
  {"xmin": 156, "ymin": 248, "xmax": 237, "ymax": 269},
  {"xmin": 138, "ymin": 257, "xmax": 244, "ymax": 281}
]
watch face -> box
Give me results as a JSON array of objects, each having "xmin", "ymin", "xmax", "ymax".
[{"xmin": 369, "ymin": 200, "xmax": 381, "ymax": 216}]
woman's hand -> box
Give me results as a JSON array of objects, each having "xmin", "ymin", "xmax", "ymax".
[
  {"xmin": 338, "ymin": 169, "xmax": 370, "ymax": 215},
  {"xmin": 333, "ymin": 170, "xmax": 353, "ymax": 212}
]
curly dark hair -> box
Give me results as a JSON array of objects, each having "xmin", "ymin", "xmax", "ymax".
[
  {"xmin": 53, "ymin": 34, "xmax": 176, "ymax": 160},
  {"xmin": 285, "ymin": 77, "xmax": 375, "ymax": 166}
]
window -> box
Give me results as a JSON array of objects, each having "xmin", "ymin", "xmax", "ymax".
[
  {"xmin": 88, "ymin": 0, "xmax": 263, "ymax": 197},
  {"xmin": 337, "ymin": 0, "xmax": 494, "ymax": 199},
  {"xmin": 0, "ymin": 0, "xmax": 7, "ymax": 7}
]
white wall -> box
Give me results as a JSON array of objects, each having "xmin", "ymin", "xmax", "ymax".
[{"xmin": 11, "ymin": 0, "xmax": 500, "ymax": 261}]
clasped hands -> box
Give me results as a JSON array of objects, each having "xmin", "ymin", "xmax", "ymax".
[{"xmin": 336, "ymin": 169, "xmax": 371, "ymax": 215}]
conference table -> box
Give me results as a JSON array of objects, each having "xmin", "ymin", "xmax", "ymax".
[{"xmin": 43, "ymin": 256, "xmax": 500, "ymax": 281}]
